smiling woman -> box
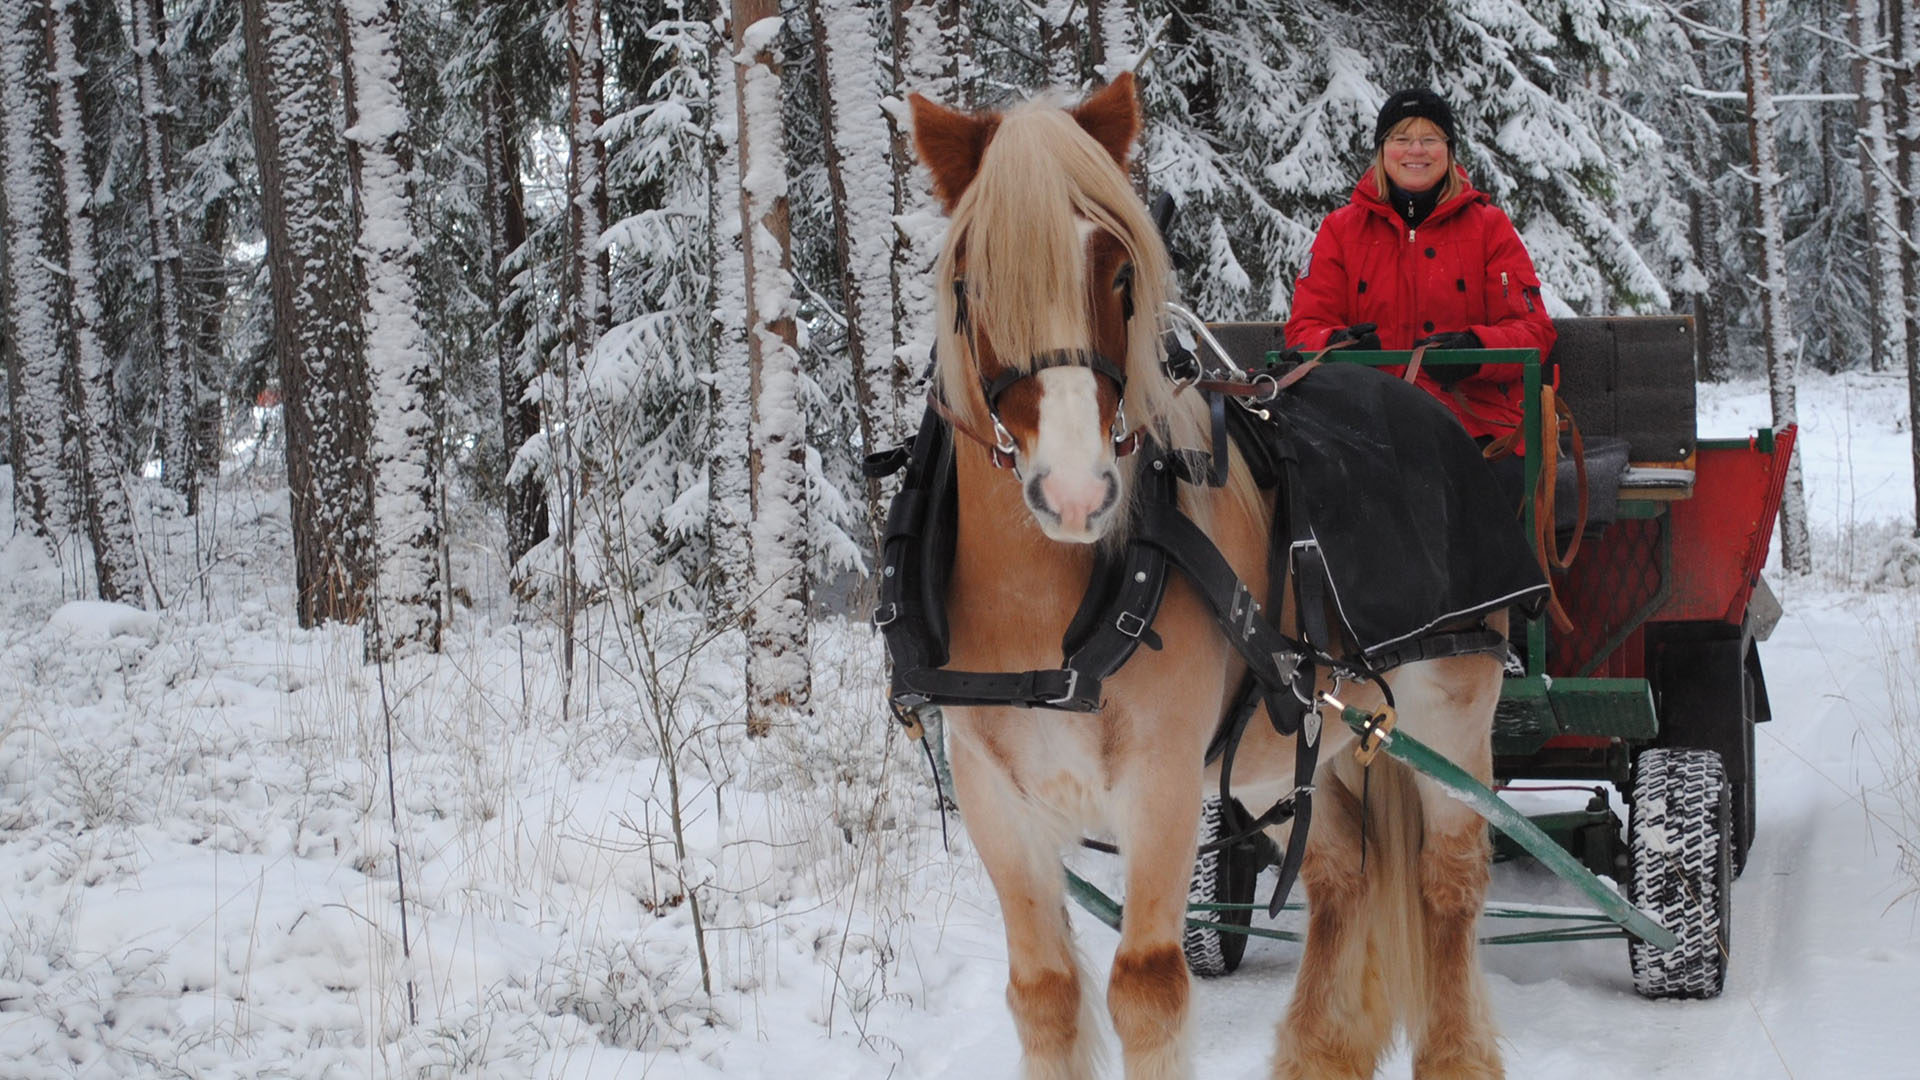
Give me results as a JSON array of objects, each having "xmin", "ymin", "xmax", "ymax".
[{"xmin": 1283, "ymin": 88, "xmax": 1559, "ymax": 447}]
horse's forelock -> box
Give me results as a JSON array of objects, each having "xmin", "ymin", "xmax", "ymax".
[{"xmin": 936, "ymin": 103, "xmax": 1172, "ymax": 413}]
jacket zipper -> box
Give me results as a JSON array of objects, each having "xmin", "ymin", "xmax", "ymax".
[{"xmin": 1502, "ymin": 271, "xmax": 1509, "ymax": 298}]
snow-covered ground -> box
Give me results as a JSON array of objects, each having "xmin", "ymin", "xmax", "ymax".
[{"xmin": 2, "ymin": 371, "xmax": 1916, "ymax": 1078}]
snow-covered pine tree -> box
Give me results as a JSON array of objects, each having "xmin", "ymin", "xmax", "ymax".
[
  {"xmin": 452, "ymin": 0, "xmax": 554, "ymax": 575},
  {"xmin": 342, "ymin": 0, "xmax": 444, "ymax": 655},
  {"xmin": 128, "ymin": 0, "xmax": 197, "ymax": 514},
  {"xmin": 0, "ymin": 0, "xmax": 75, "ymax": 541},
  {"xmin": 733, "ymin": 3, "xmax": 810, "ymax": 736},
  {"xmin": 48, "ymin": 0, "xmax": 143, "ymax": 604},
  {"xmin": 1619, "ymin": 0, "xmax": 1742, "ymax": 379},
  {"xmin": 583, "ymin": 3, "xmax": 718, "ymax": 602},
  {"xmin": 1139, "ymin": 1, "xmax": 1667, "ymax": 322},
  {"xmin": 240, "ymin": 0, "xmax": 376, "ymax": 625},
  {"xmin": 1743, "ymin": 0, "xmax": 1811, "ymax": 570}
]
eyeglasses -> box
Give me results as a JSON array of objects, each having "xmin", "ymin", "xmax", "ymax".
[{"xmin": 1385, "ymin": 135, "xmax": 1448, "ymax": 152}]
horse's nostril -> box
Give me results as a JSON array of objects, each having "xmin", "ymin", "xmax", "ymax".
[{"xmin": 1024, "ymin": 469, "xmax": 1050, "ymax": 510}]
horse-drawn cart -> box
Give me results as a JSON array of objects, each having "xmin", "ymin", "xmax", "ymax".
[{"xmin": 1071, "ymin": 317, "xmax": 1795, "ymax": 1001}]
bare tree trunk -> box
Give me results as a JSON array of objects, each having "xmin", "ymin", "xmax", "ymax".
[
  {"xmin": 478, "ymin": 2, "xmax": 546, "ymax": 577},
  {"xmin": 241, "ymin": 0, "xmax": 375, "ymax": 626},
  {"xmin": 128, "ymin": 0, "xmax": 196, "ymax": 514},
  {"xmin": 341, "ymin": 0, "xmax": 443, "ymax": 655},
  {"xmin": 1861, "ymin": 0, "xmax": 1909, "ymax": 377},
  {"xmin": 733, "ymin": 1, "xmax": 810, "ymax": 737},
  {"xmin": 806, "ymin": 0, "xmax": 895, "ymax": 548},
  {"xmin": 1895, "ymin": 0, "xmax": 1920, "ymax": 538},
  {"xmin": 0, "ymin": 0, "xmax": 74, "ymax": 541},
  {"xmin": 557, "ymin": 0, "xmax": 609, "ymax": 680},
  {"xmin": 1743, "ymin": 0, "xmax": 1811, "ymax": 571},
  {"xmin": 707, "ymin": 10, "xmax": 752, "ymax": 611},
  {"xmin": 48, "ymin": 0, "xmax": 142, "ymax": 604}
]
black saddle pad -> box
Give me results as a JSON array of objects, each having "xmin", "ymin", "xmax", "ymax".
[{"xmin": 1268, "ymin": 363, "xmax": 1549, "ymax": 657}]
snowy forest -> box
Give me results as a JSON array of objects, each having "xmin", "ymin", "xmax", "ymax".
[
  {"xmin": 3, "ymin": 0, "xmax": 1920, "ymax": 1075},
  {"xmin": 11, "ymin": 0, "xmax": 1920, "ymax": 683}
]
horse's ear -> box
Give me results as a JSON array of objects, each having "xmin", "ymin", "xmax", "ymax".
[
  {"xmin": 1069, "ymin": 71, "xmax": 1140, "ymax": 167},
  {"xmin": 911, "ymin": 93, "xmax": 999, "ymax": 211}
]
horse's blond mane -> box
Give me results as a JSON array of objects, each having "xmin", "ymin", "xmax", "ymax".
[{"xmin": 933, "ymin": 95, "xmax": 1258, "ymax": 532}]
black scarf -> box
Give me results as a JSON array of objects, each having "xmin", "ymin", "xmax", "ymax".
[{"xmin": 1388, "ymin": 181, "xmax": 1442, "ymax": 229}]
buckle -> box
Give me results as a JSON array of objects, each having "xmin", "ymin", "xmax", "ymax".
[
  {"xmin": 1115, "ymin": 611, "xmax": 1148, "ymax": 638},
  {"xmin": 872, "ymin": 602, "xmax": 898, "ymax": 628},
  {"xmin": 1044, "ymin": 668, "xmax": 1082, "ymax": 707}
]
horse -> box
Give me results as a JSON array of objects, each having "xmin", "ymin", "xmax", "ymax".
[{"xmin": 904, "ymin": 73, "xmax": 1511, "ymax": 1080}]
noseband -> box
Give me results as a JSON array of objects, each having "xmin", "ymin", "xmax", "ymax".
[{"xmin": 938, "ymin": 271, "xmax": 1146, "ymax": 470}]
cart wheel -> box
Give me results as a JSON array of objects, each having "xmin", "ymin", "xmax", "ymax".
[
  {"xmin": 1183, "ymin": 797, "xmax": 1259, "ymax": 977},
  {"xmin": 1628, "ymin": 748, "xmax": 1732, "ymax": 999}
]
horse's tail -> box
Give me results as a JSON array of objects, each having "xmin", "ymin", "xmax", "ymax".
[{"xmin": 1359, "ymin": 755, "xmax": 1430, "ymax": 1035}]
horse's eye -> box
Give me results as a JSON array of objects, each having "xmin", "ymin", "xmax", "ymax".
[{"xmin": 1113, "ymin": 263, "xmax": 1134, "ymax": 291}]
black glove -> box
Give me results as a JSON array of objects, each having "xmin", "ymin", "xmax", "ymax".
[
  {"xmin": 1264, "ymin": 347, "xmax": 1306, "ymax": 369},
  {"xmin": 1412, "ymin": 330, "xmax": 1482, "ymax": 386},
  {"xmin": 1326, "ymin": 322, "xmax": 1380, "ymax": 351},
  {"xmin": 1412, "ymin": 330, "xmax": 1482, "ymax": 350}
]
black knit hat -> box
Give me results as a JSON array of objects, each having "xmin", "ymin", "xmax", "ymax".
[{"xmin": 1374, "ymin": 89, "xmax": 1457, "ymax": 148}]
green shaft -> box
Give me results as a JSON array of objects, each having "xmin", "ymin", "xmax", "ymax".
[{"xmin": 1339, "ymin": 706, "xmax": 1678, "ymax": 952}]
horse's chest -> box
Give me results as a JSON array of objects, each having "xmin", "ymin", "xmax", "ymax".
[{"xmin": 959, "ymin": 714, "xmax": 1116, "ymax": 823}]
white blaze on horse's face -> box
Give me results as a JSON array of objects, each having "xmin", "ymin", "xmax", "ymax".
[{"xmin": 1022, "ymin": 366, "xmax": 1122, "ymax": 542}]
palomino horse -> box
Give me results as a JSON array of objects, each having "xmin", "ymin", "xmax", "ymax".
[{"xmin": 906, "ymin": 74, "xmax": 1510, "ymax": 1079}]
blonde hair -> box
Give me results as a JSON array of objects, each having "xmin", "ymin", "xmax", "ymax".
[
  {"xmin": 932, "ymin": 96, "xmax": 1258, "ymax": 533},
  {"xmin": 1370, "ymin": 116, "xmax": 1463, "ymax": 205}
]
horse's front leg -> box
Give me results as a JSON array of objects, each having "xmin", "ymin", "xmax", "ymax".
[
  {"xmin": 948, "ymin": 723, "xmax": 1103, "ymax": 1080},
  {"xmin": 1107, "ymin": 718, "xmax": 1206, "ymax": 1080},
  {"xmin": 1400, "ymin": 656, "xmax": 1506, "ymax": 1080}
]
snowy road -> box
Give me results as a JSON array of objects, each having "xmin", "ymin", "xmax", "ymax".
[{"xmin": 842, "ymin": 586, "xmax": 1918, "ymax": 1080}]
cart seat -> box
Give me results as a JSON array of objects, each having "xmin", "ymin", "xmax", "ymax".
[{"xmin": 1552, "ymin": 317, "xmax": 1697, "ymax": 500}]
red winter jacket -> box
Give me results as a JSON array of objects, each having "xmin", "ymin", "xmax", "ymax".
[{"xmin": 1283, "ymin": 166, "xmax": 1557, "ymax": 441}]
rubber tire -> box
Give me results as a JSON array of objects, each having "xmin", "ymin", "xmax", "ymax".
[
  {"xmin": 1628, "ymin": 748, "xmax": 1732, "ymax": 999},
  {"xmin": 1183, "ymin": 798, "xmax": 1259, "ymax": 977}
]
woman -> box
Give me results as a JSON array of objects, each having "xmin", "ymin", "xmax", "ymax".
[{"xmin": 1284, "ymin": 88, "xmax": 1557, "ymax": 444}]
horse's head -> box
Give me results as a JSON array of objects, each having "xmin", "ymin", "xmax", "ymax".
[{"xmin": 910, "ymin": 73, "xmax": 1181, "ymax": 545}]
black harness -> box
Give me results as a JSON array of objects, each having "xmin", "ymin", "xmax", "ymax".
[{"xmin": 867, "ymin": 361, "xmax": 1504, "ymax": 913}]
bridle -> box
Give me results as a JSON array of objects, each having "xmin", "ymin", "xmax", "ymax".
[{"xmin": 933, "ymin": 267, "xmax": 1147, "ymax": 471}]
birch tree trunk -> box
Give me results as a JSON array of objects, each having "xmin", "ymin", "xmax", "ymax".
[
  {"xmin": 127, "ymin": 0, "xmax": 196, "ymax": 514},
  {"xmin": 342, "ymin": 0, "xmax": 443, "ymax": 655},
  {"xmin": 555, "ymin": 0, "xmax": 609, "ymax": 678},
  {"xmin": 1743, "ymin": 0, "xmax": 1812, "ymax": 571},
  {"xmin": 479, "ymin": 2, "xmax": 546, "ymax": 576},
  {"xmin": 733, "ymin": 5, "xmax": 810, "ymax": 736},
  {"xmin": 48, "ymin": 0, "xmax": 143, "ymax": 605},
  {"xmin": 805, "ymin": 0, "xmax": 895, "ymax": 547},
  {"xmin": 708, "ymin": 11, "xmax": 752, "ymax": 609},
  {"xmin": 241, "ymin": 0, "xmax": 376, "ymax": 626},
  {"xmin": 0, "ymin": 0, "xmax": 74, "ymax": 541}
]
